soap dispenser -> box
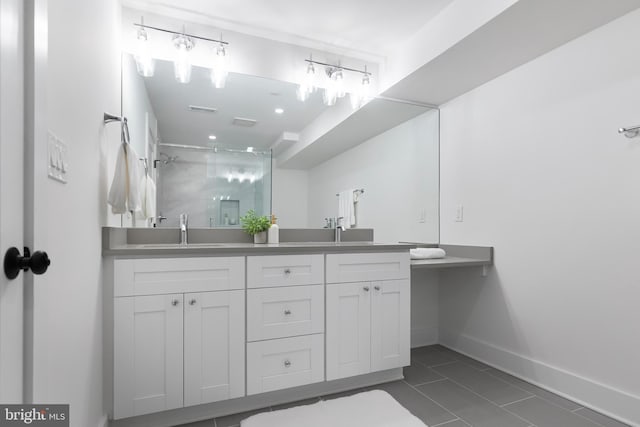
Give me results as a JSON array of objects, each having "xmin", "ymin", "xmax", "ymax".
[{"xmin": 268, "ymin": 215, "xmax": 279, "ymax": 244}]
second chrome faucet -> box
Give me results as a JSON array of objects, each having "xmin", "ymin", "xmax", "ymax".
[{"xmin": 179, "ymin": 213, "xmax": 188, "ymax": 245}]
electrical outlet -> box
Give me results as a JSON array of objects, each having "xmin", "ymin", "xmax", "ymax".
[{"xmin": 455, "ymin": 205, "xmax": 464, "ymax": 222}]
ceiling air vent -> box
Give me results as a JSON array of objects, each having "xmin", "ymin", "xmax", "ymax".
[
  {"xmin": 188, "ymin": 105, "xmax": 218, "ymax": 113},
  {"xmin": 232, "ymin": 117, "xmax": 257, "ymax": 127}
]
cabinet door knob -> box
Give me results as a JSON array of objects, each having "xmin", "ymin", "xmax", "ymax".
[
  {"xmin": 284, "ymin": 268, "xmax": 291, "ymax": 275},
  {"xmin": 171, "ymin": 299, "xmax": 179, "ymax": 306},
  {"xmin": 284, "ymin": 359, "xmax": 291, "ymax": 368},
  {"xmin": 284, "ymin": 309, "xmax": 292, "ymax": 315},
  {"xmin": 374, "ymin": 285, "xmax": 381, "ymax": 291},
  {"xmin": 189, "ymin": 299, "xmax": 197, "ymax": 305},
  {"xmin": 363, "ymin": 286, "xmax": 370, "ymax": 292}
]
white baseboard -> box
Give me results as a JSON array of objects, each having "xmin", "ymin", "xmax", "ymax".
[
  {"xmin": 411, "ymin": 327, "xmax": 438, "ymax": 348},
  {"xmin": 440, "ymin": 333, "xmax": 640, "ymax": 427}
]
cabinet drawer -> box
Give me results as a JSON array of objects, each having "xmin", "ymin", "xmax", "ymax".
[
  {"xmin": 326, "ymin": 252, "xmax": 409, "ymax": 284},
  {"xmin": 114, "ymin": 257, "xmax": 244, "ymax": 296},
  {"xmin": 247, "ymin": 254, "xmax": 324, "ymax": 288},
  {"xmin": 246, "ymin": 334, "xmax": 324, "ymax": 395},
  {"xmin": 247, "ymin": 285, "xmax": 324, "ymax": 341}
]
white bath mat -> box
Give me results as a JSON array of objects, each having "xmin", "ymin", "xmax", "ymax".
[{"xmin": 240, "ymin": 390, "xmax": 427, "ymax": 427}]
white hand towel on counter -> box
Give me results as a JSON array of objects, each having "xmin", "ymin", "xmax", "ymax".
[
  {"xmin": 139, "ymin": 174, "xmax": 156, "ymax": 220},
  {"xmin": 108, "ymin": 142, "xmax": 142, "ymax": 214},
  {"xmin": 410, "ymin": 248, "xmax": 446, "ymax": 259},
  {"xmin": 338, "ymin": 189, "xmax": 356, "ymax": 228}
]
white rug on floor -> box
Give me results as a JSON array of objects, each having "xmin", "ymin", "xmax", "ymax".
[{"xmin": 240, "ymin": 390, "xmax": 427, "ymax": 427}]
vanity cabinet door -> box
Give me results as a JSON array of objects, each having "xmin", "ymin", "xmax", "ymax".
[
  {"xmin": 114, "ymin": 294, "xmax": 184, "ymax": 419},
  {"xmin": 326, "ymin": 282, "xmax": 371, "ymax": 381},
  {"xmin": 184, "ymin": 290, "xmax": 245, "ymax": 407},
  {"xmin": 371, "ymin": 279, "xmax": 410, "ymax": 372}
]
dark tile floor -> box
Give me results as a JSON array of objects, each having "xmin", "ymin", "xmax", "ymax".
[{"xmin": 177, "ymin": 345, "xmax": 629, "ymax": 427}]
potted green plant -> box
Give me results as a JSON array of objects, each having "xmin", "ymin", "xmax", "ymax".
[{"xmin": 240, "ymin": 209, "xmax": 271, "ymax": 244}]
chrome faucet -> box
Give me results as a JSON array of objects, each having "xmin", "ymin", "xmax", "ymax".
[
  {"xmin": 179, "ymin": 213, "xmax": 188, "ymax": 245},
  {"xmin": 335, "ymin": 216, "xmax": 345, "ymax": 243}
]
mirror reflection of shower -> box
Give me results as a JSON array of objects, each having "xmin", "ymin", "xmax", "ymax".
[{"xmin": 154, "ymin": 143, "xmax": 272, "ymax": 228}]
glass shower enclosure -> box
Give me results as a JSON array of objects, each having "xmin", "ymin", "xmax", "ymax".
[{"xmin": 155, "ymin": 144, "xmax": 272, "ymax": 228}]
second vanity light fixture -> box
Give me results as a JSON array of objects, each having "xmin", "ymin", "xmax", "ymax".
[
  {"xmin": 133, "ymin": 18, "xmax": 229, "ymax": 87},
  {"xmin": 298, "ymin": 55, "xmax": 372, "ymax": 109}
]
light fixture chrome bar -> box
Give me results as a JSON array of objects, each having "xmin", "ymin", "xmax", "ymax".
[
  {"xmin": 305, "ymin": 59, "xmax": 371, "ymax": 76},
  {"xmin": 133, "ymin": 23, "xmax": 229, "ymax": 45},
  {"xmin": 618, "ymin": 125, "xmax": 640, "ymax": 138}
]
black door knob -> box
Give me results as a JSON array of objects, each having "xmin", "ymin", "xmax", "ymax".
[{"xmin": 3, "ymin": 247, "xmax": 51, "ymax": 280}]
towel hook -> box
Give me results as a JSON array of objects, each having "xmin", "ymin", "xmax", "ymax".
[{"xmin": 104, "ymin": 112, "xmax": 130, "ymax": 144}]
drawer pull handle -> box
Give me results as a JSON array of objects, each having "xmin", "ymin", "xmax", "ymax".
[
  {"xmin": 171, "ymin": 299, "xmax": 179, "ymax": 306},
  {"xmin": 284, "ymin": 309, "xmax": 292, "ymax": 315},
  {"xmin": 363, "ymin": 286, "xmax": 370, "ymax": 292},
  {"xmin": 189, "ymin": 299, "xmax": 197, "ymax": 305},
  {"xmin": 284, "ymin": 268, "xmax": 292, "ymax": 275},
  {"xmin": 284, "ymin": 359, "xmax": 292, "ymax": 368},
  {"xmin": 374, "ymin": 285, "xmax": 381, "ymax": 291}
]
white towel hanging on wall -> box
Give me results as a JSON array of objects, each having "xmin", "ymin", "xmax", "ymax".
[
  {"xmin": 108, "ymin": 142, "xmax": 142, "ymax": 214},
  {"xmin": 139, "ymin": 174, "xmax": 156, "ymax": 219},
  {"xmin": 338, "ymin": 189, "xmax": 356, "ymax": 228}
]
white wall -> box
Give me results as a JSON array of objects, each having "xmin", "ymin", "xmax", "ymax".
[
  {"xmin": 33, "ymin": 1, "xmax": 120, "ymax": 426},
  {"xmin": 307, "ymin": 108, "xmax": 439, "ymax": 242},
  {"xmin": 439, "ymin": 9, "xmax": 640, "ymax": 425},
  {"xmin": 272, "ymin": 168, "xmax": 309, "ymax": 228}
]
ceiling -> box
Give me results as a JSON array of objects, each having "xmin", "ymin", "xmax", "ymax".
[
  {"xmin": 123, "ymin": 0, "xmax": 455, "ymax": 56},
  {"xmin": 134, "ymin": 54, "xmax": 328, "ymax": 149}
]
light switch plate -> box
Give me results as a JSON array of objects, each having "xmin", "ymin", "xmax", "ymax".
[
  {"xmin": 455, "ymin": 205, "xmax": 464, "ymax": 222},
  {"xmin": 47, "ymin": 131, "xmax": 68, "ymax": 183}
]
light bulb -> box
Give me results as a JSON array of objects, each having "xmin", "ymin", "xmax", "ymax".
[
  {"xmin": 334, "ymin": 69, "xmax": 345, "ymax": 98},
  {"xmin": 350, "ymin": 73, "xmax": 372, "ymax": 109},
  {"xmin": 134, "ymin": 27, "xmax": 154, "ymax": 77},
  {"xmin": 173, "ymin": 34, "xmax": 194, "ymax": 84},
  {"xmin": 297, "ymin": 59, "xmax": 317, "ymax": 102},
  {"xmin": 211, "ymin": 44, "xmax": 229, "ymax": 89}
]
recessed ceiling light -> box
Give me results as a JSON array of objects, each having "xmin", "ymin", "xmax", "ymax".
[
  {"xmin": 208, "ymin": 135, "xmax": 217, "ymax": 140},
  {"xmin": 274, "ymin": 108, "xmax": 284, "ymax": 114}
]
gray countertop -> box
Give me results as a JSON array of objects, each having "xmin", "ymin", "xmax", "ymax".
[
  {"xmin": 103, "ymin": 241, "xmax": 414, "ymax": 257},
  {"xmin": 409, "ymin": 244, "xmax": 493, "ymax": 269}
]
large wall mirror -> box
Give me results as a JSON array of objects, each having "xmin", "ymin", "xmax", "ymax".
[
  {"xmin": 121, "ymin": 11, "xmax": 440, "ymax": 242},
  {"xmin": 122, "ymin": 53, "xmax": 327, "ymax": 228}
]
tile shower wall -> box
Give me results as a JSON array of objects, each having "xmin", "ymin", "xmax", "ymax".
[{"xmin": 157, "ymin": 147, "xmax": 272, "ymax": 228}]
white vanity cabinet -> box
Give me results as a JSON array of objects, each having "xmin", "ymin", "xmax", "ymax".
[
  {"xmin": 326, "ymin": 252, "xmax": 411, "ymax": 381},
  {"xmin": 112, "ymin": 257, "xmax": 245, "ymax": 419},
  {"xmin": 246, "ymin": 254, "xmax": 325, "ymax": 395}
]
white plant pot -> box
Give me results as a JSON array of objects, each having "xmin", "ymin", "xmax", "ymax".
[{"xmin": 253, "ymin": 231, "xmax": 268, "ymax": 244}]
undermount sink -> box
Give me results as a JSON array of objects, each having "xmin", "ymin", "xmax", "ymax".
[{"xmin": 136, "ymin": 243, "xmax": 226, "ymax": 248}]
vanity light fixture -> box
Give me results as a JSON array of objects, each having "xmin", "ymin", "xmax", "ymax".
[
  {"xmin": 211, "ymin": 41, "xmax": 229, "ymax": 89},
  {"xmin": 299, "ymin": 56, "xmax": 372, "ymax": 108},
  {"xmin": 132, "ymin": 19, "xmax": 230, "ymax": 88},
  {"xmin": 134, "ymin": 18, "xmax": 155, "ymax": 77},
  {"xmin": 173, "ymin": 30, "xmax": 194, "ymax": 84},
  {"xmin": 297, "ymin": 55, "xmax": 317, "ymax": 101},
  {"xmin": 350, "ymin": 66, "xmax": 372, "ymax": 109}
]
